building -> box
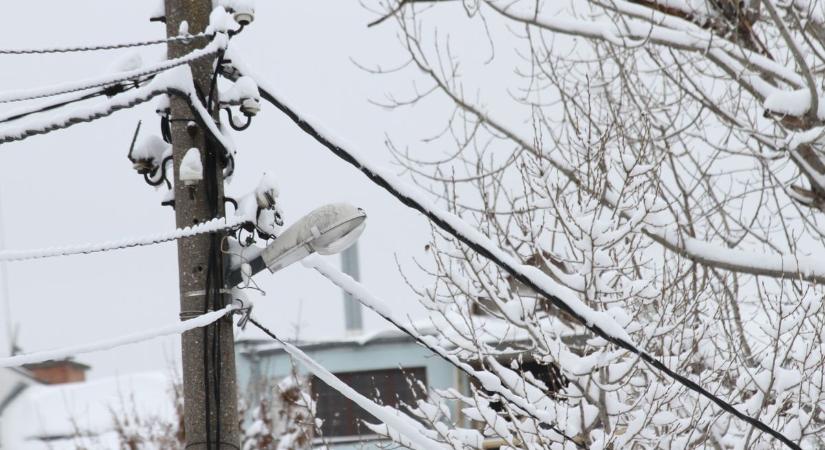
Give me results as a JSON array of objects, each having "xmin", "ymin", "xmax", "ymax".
[
  {"xmin": 234, "ymin": 244, "xmax": 577, "ymax": 450},
  {"xmin": 0, "ymin": 361, "xmax": 173, "ymax": 450},
  {"xmin": 236, "ymin": 324, "xmax": 464, "ymax": 449}
]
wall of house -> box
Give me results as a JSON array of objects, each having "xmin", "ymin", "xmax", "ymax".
[{"xmin": 235, "ymin": 339, "xmax": 460, "ymax": 450}]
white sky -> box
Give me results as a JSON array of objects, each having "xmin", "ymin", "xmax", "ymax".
[{"xmin": 0, "ymin": 1, "xmax": 445, "ymax": 379}]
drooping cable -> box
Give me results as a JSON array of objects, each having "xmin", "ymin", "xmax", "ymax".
[
  {"xmin": 224, "ymin": 108, "xmax": 251, "ymax": 131},
  {"xmin": 0, "ymin": 304, "xmax": 237, "ymax": 368},
  {"xmin": 0, "ymin": 33, "xmax": 209, "ymax": 55},
  {"xmin": 250, "ymin": 81, "xmax": 801, "ymax": 450},
  {"xmin": 0, "ymin": 89, "xmax": 109, "ymax": 125},
  {"xmin": 0, "ymin": 34, "xmax": 226, "ymax": 104},
  {"xmin": 0, "ymin": 83, "xmax": 167, "ymax": 146},
  {"xmin": 301, "ymin": 255, "xmax": 585, "ymax": 448},
  {"xmin": 0, "ymin": 215, "xmax": 249, "ymax": 262},
  {"xmin": 246, "ymin": 317, "xmax": 452, "ymax": 450}
]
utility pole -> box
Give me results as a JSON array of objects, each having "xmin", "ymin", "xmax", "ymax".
[{"xmin": 164, "ymin": 1, "xmax": 241, "ymax": 448}]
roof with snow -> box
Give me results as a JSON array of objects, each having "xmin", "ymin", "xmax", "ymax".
[
  {"xmin": 0, "ymin": 372, "xmax": 174, "ymax": 450},
  {"xmin": 237, "ymin": 315, "xmax": 590, "ymax": 356}
]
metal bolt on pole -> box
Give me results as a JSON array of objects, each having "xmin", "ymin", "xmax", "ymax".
[{"xmin": 164, "ymin": 1, "xmax": 241, "ymax": 448}]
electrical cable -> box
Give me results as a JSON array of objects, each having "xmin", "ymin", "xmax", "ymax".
[
  {"xmin": 0, "ymin": 89, "xmax": 108, "ymax": 125},
  {"xmin": 251, "ymin": 82, "xmax": 802, "ymax": 450},
  {"xmin": 0, "ymin": 84, "xmax": 167, "ymax": 146},
  {"xmin": 247, "ymin": 316, "xmax": 533, "ymax": 450},
  {"xmin": 0, "ymin": 215, "xmax": 249, "ymax": 262},
  {"xmin": 0, "ymin": 33, "xmax": 209, "ymax": 55},
  {"xmin": 203, "ymin": 59, "xmax": 226, "ymax": 450},
  {"xmin": 0, "ymin": 35, "xmax": 225, "ymax": 104},
  {"xmin": 300, "ymin": 256, "xmax": 587, "ymax": 449},
  {"xmin": 224, "ymin": 108, "xmax": 251, "ymax": 131},
  {"xmin": 0, "ymin": 304, "xmax": 237, "ymax": 368}
]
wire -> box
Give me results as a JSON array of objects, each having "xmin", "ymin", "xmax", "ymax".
[
  {"xmin": 0, "ymin": 35, "xmax": 225, "ymax": 104},
  {"xmin": 301, "ymin": 256, "xmax": 586, "ymax": 449},
  {"xmin": 0, "ymin": 33, "xmax": 209, "ymax": 55},
  {"xmin": 247, "ymin": 317, "xmax": 454, "ymax": 450},
  {"xmin": 0, "ymin": 304, "xmax": 237, "ymax": 368},
  {"xmin": 0, "ymin": 84, "xmax": 167, "ymax": 146},
  {"xmin": 224, "ymin": 108, "xmax": 251, "ymax": 131},
  {"xmin": 251, "ymin": 81, "xmax": 802, "ymax": 450},
  {"xmin": 0, "ymin": 215, "xmax": 249, "ymax": 263},
  {"xmin": 0, "ymin": 89, "xmax": 109, "ymax": 125}
]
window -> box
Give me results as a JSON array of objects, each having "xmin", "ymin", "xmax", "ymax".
[
  {"xmin": 311, "ymin": 367, "xmax": 427, "ymax": 438},
  {"xmin": 476, "ymin": 358, "xmax": 568, "ymax": 415}
]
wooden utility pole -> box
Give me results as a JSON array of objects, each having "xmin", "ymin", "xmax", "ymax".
[{"xmin": 164, "ymin": 1, "xmax": 241, "ymax": 448}]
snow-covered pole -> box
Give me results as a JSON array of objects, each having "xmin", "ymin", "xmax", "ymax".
[{"xmin": 164, "ymin": 2, "xmax": 240, "ymax": 449}]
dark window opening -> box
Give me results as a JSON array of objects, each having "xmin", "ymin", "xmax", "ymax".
[
  {"xmin": 476, "ymin": 359, "xmax": 568, "ymax": 414},
  {"xmin": 311, "ymin": 367, "xmax": 427, "ymax": 438}
]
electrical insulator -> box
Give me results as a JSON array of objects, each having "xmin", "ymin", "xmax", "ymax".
[
  {"xmin": 241, "ymin": 98, "xmax": 260, "ymax": 117},
  {"xmin": 234, "ymin": 9, "xmax": 254, "ymax": 25}
]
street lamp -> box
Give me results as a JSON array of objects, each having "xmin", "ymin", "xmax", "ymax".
[{"xmin": 227, "ymin": 203, "xmax": 366, "ymax": 286}]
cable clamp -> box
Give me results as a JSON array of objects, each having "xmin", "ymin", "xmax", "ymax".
[
  {"xmin": 183, "ymin": 288, "xmax": 233, "ymax": 298},
  {"xmin": 232, "ymin": 297, "xmax": 253, "ymax": 330},
  {"xmin": 179, "ymin": 309, "xmax": 213, "ymax": 320}
]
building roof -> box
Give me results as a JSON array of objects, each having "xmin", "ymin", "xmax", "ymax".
[
  {"xmin": 237, "ymin": 325, "xmax": 421, "ymax": 356},
  {"xmin": 22, "ymin": 360, "xmax": 91, "ymax": 372},
  {"xmin": 0, "ymin": 371, "xmax": 174, "ymax": 450}
]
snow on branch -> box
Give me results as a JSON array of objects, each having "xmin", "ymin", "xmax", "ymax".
[
  {"xmin": 410, "ymin": 54, "xmax": 825, "ymax": 285},
  {"xmin": 302, "ymin": 255, "xmax": 583, "ymax": 447},
  {"xmin": 0, "ymin": 33, "xmax": 227, "ymax": 104},
  {"xmin": 484, "ymin": 0, "xmax": 803, "ymax": 96},
  {"xmin": 0, "ymin": 304, "xmax": 237, "ymax": 368},
  {"xmin": 248, "ymin": 317, "xmax": 450, "ymax": 450},
  {"xmin": 0, "ymin": 214, "xmax": 249, "ymax": 263},
  {"xmin": 247, "ymin": 72, "xmax": 800, "ymax": 449}
]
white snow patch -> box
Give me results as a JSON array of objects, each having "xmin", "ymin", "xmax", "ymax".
[{"xmin": 179, "ymin": 147, "xmax": 203, "ymax": 184}]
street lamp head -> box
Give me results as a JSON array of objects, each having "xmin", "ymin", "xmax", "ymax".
[
  {"xmin": 227, "ymin": 203, "xmax": 366, "ymax": 286},
  {"xmin": 309, "ymin": 216, "xmax": 367, "ymax": 255}
]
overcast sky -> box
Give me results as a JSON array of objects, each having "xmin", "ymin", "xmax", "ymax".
[{"xmin": 0, "ymin": 1, "xmax": 446, "ymax": 379}]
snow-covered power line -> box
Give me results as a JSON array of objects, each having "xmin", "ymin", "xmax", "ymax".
[
  {"xmin": 0, "ymin": 33, "xmax": 227, "ymax": 104},
  {"xmin": 0, "ymin": 214, "xmax": 248, "ymax": 262},
  {"xmin": 0, "ymin": 304, "xmax": 237, "ymax": 368},
  {"xmin": 0, "ymin": 82, "xmax": 167, "ymax": 145},
  {"xmin": 302, "ymin": 255, "xmax": 584, "ymax": 448},
  {"xmin": 247, "ymin": 316, "xmax": 450, "ymax": 450},
  {"xmin": 0, "ymin": 65, "xmax": 238, "ymax": 154},
  {"xmin": 0, "ymin": 33, "xmax": 208, "ymax": 55},
  {"xmin": 245, "ymin": 71, "xmax": 800, "ymax": 449}
]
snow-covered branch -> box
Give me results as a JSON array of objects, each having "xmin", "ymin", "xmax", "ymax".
[
  {"xmin": 248, "ymin": 317, "xmax": 451, "ymax": 450},
  {"xmin": 302, "ymin": 255, "xmax": 583, "ymax": 447},
  {"xmin": 249, "ymin": 75, "xmax": 799, "ymax": 448}
]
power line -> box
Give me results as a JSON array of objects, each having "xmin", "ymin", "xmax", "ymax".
[
  {"xmin": 301, "ymin": 255, "xmax": 586, "ymax": 449},
  {"xmin": 0, "ymin": 215, "xmax": 248, "ymax": 262},
  {"xmin": 248, "ymin": 76, "xmax": 801, "ymax": 450},
  {"xmin": 247, "ymin": 316, "xmax": 452, "ymax": 450},
  {"xmin": 0, "ymin": 34, "xmax": 226, "ymax": 104},
  {"xmin": 0, "ymin": 89, "xmax": 110, "ymax": 125},
  {"xmin": 0, "ymin": 304, "xmax": 237, "ymax": 368},
  {"xmin": 0, "ymin": 84, "xmax": 167, "ymax": 145},
  {"xmin": 0, "ymin": 33, "xmax": 208, "ymax": 55},
  {"xmin": 0, "ymin": 70, "xmax": 237, "ymax": 156}
]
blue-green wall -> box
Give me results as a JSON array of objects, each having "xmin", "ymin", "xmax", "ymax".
[{"xmin": 235, "ymin": 338, "xmax": 461, "ymax": 449}]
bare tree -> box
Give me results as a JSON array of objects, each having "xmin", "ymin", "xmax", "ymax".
[{"xmin": 358, "ymin": 0, "xmax": 825, "ymax": 447}]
